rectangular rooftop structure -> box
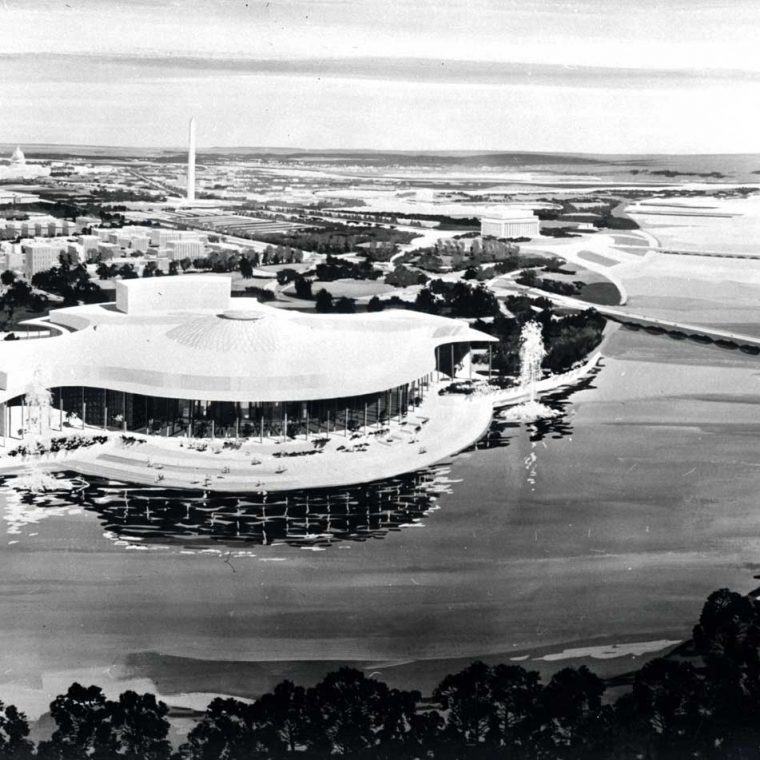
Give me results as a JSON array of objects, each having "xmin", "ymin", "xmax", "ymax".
[
  {"xmin": 481, "ymin": 207, "xmax": 539, "ymax": 239},
  {"xmin": 115, "ymin": 274, "xmax": 232, "ymax": 314}
]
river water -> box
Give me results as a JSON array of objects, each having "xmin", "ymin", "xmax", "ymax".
[{"xmin": 2, "ymin": 196, "xmax": 760, "ymax": 723}]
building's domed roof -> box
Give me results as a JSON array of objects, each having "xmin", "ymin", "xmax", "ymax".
[
  {"xmin": 166, "ymin": 310, "xmax": 306, "ymax": 354},
  {"xmin": 10, "ymin": 146, "xmax": 25, "ymax": 165}
]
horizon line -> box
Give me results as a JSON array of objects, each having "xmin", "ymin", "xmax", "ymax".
[{"xmin": 2, "ymin": 143, "xmax": 760, "ymax": 159}]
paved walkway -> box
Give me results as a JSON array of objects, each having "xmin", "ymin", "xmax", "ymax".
[{"xmin": 0, "ymin": 380, "xmax": 495, "ymax": 492}]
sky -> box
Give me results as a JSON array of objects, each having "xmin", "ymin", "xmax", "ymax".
[{"xmin": 1, "ymin": 0, "xmax": 759, "ymax": 153}]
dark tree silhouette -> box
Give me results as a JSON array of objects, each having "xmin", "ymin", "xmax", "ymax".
[
  {"xmin": 315, "ymin": 289, "xmax": 333, "ymax": 313},
  {"xmin": 305, "ymin": 668, "xmax": 418, "ymax": 756},
  {"xmin": 178, "ymin": 697, "xmax": 260, "ymax": 760},
  {"xmin": 249, "ymin": 680, "xmax": 308, "ymax": 754},
  {"xmin": 108, "ymin": 690, "xmax": 171, "ymax": 760},
  {"xmin": 293, "ymin": 275, "xmax": 312, "ymax": 300},
  {"xmin": 37, "ymin": 683, "xmax": 116, "ymax": 760},
  {"xmin": 0, "ymin": 701, "xmax": 33, "ymax": 759},
  {"xmin": 536, "ymin": 666, "xmax": 606, "ymax": 755},
  {"xmin": 433, "ymin": 661, "xmax": 495, "ymax": 746},
  {"xmin": 625, "ymin": 658, "xmax": 706, "ymax": 758},
  {"xmin": 239, "ymin": 257, "xmax": 254, "ymax": 279},
  {"xmin": 487, "ymin": 664, "xmax": 542, "ymax": 748},
  {"xmin": 333, "ymin": 296, "xmax": 356, "ymax": 314}
]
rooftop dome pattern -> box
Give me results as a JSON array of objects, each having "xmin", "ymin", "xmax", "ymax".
[{"xmin": 167, "ymin": 312, "xmax": 304, "ymax": 354}]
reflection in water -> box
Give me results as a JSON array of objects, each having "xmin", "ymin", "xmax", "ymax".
[
  {"xmin": 1, "ymin": 467, "xmax": 457, "ymax": 552},
  {"xmin": 0, "ymin": 370, "xmax": 600, "ymax": 552},
  {"xmin": 475, "ymin": 366, "xmax": 601, "ymax": 450}
]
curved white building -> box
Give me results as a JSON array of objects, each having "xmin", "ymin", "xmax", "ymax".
[{"xmin": 0, "ymin": 277, "xmax": 497, "ymax": 489}]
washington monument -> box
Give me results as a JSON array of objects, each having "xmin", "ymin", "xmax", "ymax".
[{"xmin": 187, "ymin": 117, "xmax": 196, "ymax": 202}]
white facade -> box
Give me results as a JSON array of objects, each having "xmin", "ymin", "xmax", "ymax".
[
  {"xmin": 81, "ymin": 235, "xmax": 100, "ymax": 258},
  {"xmin": 480, "ymin": 208, "xmax": 539, "ymax": 239},
  {"xmin": 115, "ymin": 274, "xmax": 231, "ymax": 315},
  {"xmin": 166, "ymin": 239, "xmax": 205, "ymax": 261},
  {"xmin": 22, "ymin": 241, "xmax": 60, "ymax": 279}
]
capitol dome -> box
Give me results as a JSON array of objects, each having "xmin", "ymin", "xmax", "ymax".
[{"xmin": 10, "ymin": 146, "xmax": 25, "ymax": 165}]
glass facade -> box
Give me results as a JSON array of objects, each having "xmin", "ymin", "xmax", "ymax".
[{"xmin": 42, "ymin": 377, "xmax": 432, "ymax": 439}]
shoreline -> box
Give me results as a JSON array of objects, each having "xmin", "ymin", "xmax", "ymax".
[{"xmin": 0, "ymin": 353, "xmax": 605, "ymax": 493}]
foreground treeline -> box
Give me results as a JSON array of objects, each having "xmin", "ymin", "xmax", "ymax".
[{"xmin": 3, "ymin": 588, "xmax": 760, "ymax": 758}]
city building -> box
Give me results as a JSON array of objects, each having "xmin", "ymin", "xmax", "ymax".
[
  {"xmin": 480, "ymin": 208, "xmax": 540, "ymax": 239},
  {"xmin": 21, "ymin": 241, "xmax": 60, "ymax": 279},
  {"xmin": 97, "ymin": 242, "xmax": 121, "ymax": 260},
  {"xmin": 0, "ymin": 146, "xmax": 51, "ymax": 180},
  {"xmin": 165, "ymin": 239, "xmax": 205, "ymax": 260},
  {"xmin": 0, "ymin": 247, "xmax": 23, "ymax": 272},
  {"xmin": 80, "ymin": 235, "xmax": 100, "ymax": 260}
]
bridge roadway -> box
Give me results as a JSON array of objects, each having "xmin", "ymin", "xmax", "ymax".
[
  {"xmin": 501, "ymin": 280, "xmax": 760, "ymax": 352},
  {"xmin": 593, "ymin": 305, "xmax": 760, "ymax": 351},
  {"xmin": 657, "ymin": 248, "xmax": 760, "ymax": 260}
]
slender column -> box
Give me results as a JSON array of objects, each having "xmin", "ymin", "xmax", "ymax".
[
  {"xmin": 211, "ymin": 420, "xmax": 215, "ymax": 439},
  {"xmin": 327, "ymin": 410, "xmax": 330, "ymax": 435},
  {"xmin": 260, "ymin": 415, "xmax": 264, "ymax": 443},
  {"xmin": 450, "ymin": 344, "xmax": 454, "ymax": 379},
  {"xmin": 235, "ymin": 418, "xmax": 239, "ymax": 439},
  {"xmin": 283, "ymin": 412, "xmax": 288, "ymax": 442},
  {"xmin": 305, "ymin": 411, "xmax": 309, "ymax": 441},
  {"xmin": 103, "ymin": 405, "xmax": 107, "ymax": 431},
  {"xmin": 59, "ymin": 395, "xmax": 63, "ymax": 431},
  {"xmin": 363, "ymin": 403, "xmax": 368, "ymax": 436},
  {"xmin": 469, "ymin": 343, "xmax": 472, "ymax": 380},
  {"xmin": 344, "ymin": 408, "xmax": 348, "ymax": 437},
  {"xmin": 488, "ymin": 344, "xmax": 493, "ymax": 381}
]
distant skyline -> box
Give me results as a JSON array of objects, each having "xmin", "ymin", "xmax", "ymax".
[{"xmin": 1, "ymin": 0, "xmax": 759, "ymax": 153}]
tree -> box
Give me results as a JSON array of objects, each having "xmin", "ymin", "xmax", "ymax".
[
  {"xmin": 178, "ymin": 697, "xmax": 260, "ymax": 760},
  {"xmin": 413, "ymin": 288, "xmax": 440, "ymax": 315},
  {"xmin": 367, "ymin": 296, "xmax": 384, "ymax": 312},
  {"xmin": 536, "ymin": 666, "xmax": 605, "ymax": 753},
  {"xmin": 293, "ymin": 275, "xmax": 312, "ymax": 300},
  {"xmin": 108, "ymin": 691, "xmax": 171, "ymax": 760},
  {"xmin": 333, "ymin": 296, "xmax": 356, "ymax": 314},
  {"xmin": 627, "ymin": 658, "xmax": 706, "ymax": 758},
  {"xmin": 168, "ymin": 261, "xmax": 179, "ymax": 276},
  {"xmin": 315, "ymin": 289, "xmax": 333, "ymax": 313},
  {"xmin": 239, "ymin": 257, "xmax": 253, "ymax": 279},
  {"xmin": 433, "ymin": 661, "xmax": 495, "ymax": 745},
  {"xmin": 276, "ymin": 268, "xmax": 298, "ymax": 286},
  {"xmin": 0, "ymin": 270, "xmax": 15, "ymax": 287},
  {"xmin": 305, "ymin": 668, "xmax": 418, "ymax": 756},
  {"xmin": 487, "ymin": 664, "xmax": 542, "ymax": 748},
  {"xmin": 142, "ymin": 261, "xmax": 158, "ymax": 278},
  {"xmin": 39, "ymin": 683, "xmax": 115, "ymax": 759},
  {"xmin": 250, "ymin": 680, "xmax": 308, "ymax": 754},
  {"xmin": 0, "ymin": 701, "xmax": 33, "ymax": 759}
]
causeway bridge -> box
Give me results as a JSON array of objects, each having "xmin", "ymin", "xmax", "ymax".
[
  {"xmin": 501, "ymin": 280, "xmax": 760, "ymax": 353},
  {"xmin": 657, "ymin": 248, "xmax": 760, "ymax": 261},
  {"xmin": 594, "ymin": 306, "xmax": 760, "ymax": 352}
]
